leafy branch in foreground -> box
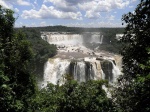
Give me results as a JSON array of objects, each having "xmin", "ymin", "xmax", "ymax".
[
  {"xmin": 31, "ymin": 80, "xmax": 115, "ymax": 112},
  {"xmin": 113, "ymin": 0, "xmax": 150, "ymax": 112},
  {"xmin": 0, "ymin": 5, "xmax": 36, "ymax": 112}
]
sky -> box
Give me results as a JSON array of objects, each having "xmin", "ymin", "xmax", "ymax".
[{"xmin": 0, "ymin": 0, "xmax": 140, "ymax": 28}]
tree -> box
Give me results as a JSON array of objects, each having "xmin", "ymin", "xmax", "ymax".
[
  {"xmin": 0, "ymin": 6, "xmax": 36, "ymax": 111},
  {"xmin": 113, "ymin": 0, "xmax": 150, "ymax": 112},
  {"xmin": 15, "ymin": 27, "xmax": 57, "ymax": 80},
  {"xmin": 32, "ymin": 80, "xmax": 115, "ymax": 112}
]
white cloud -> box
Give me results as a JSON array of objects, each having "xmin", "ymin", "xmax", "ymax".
[
  {"xmin": 31, "ymin": 4, "xmax": 36, "ymax": 9},
  {"xmin": 21, "ymin": 4, "xmax": 82, "ymax": 20},
  {"xmin": 85, "ymin": 11, "xmax": 101, "ymax": 19},
  {"xmin": 14, "ymin": 8, "xmax": 19, "ymax": 13},
  {"xmin": 78, "ymin": 1, "xmax": 111, "ymax": 12},
  {"xmin": 34, "ymin": 0, "xmax": 38, "ymax": 5},
  {"xmin": 0, "ymin": 0, "xmax": 13, "ymax": 9},
  {"xmin": 106, "ymin": 0, "xmax": 129, "ymax": 9},
  {"xmin": 1, "ymin": 0, "xmax": 136, "ymax": 28},
  {"xmin": 21, "ymin": 9, "xmax": 40, "ymax": 19},
  {"xmin": 129, "ymin": 5, "xmax": 134, "ymax": 8},
  {"xmin": 131, "ymin": 0, "xmax": 137, "ymax": 2},
  {"xmin": 20, "ymin": 0, "xmax": 133, "ymax": 21},
  {"xmin": 107, "ymin": 15, "xmax": 115, "ymax": 21},
  {"xmin": 44, "ymin": 0, "xmax": 77, "ymax": 12},
  {"xmin": 17, "ymin": 0, "xmax": 31, "ymax": 6},
  {"xmin": 0, "ymin": 0, "xmax": 30, "ymax": 9},
  {"xmin": 32, "ymin": 0, "xmax": 38, "ymax": 9},
  {"xmin": 65, "ymin": 21, "xmax": 123, "ymax": 28},
  {"xmin": 40, "ymin": 21, "xmax": 46, "ymax": 26},
  {"xmin": 77, "ymin": 0, "xmax": 130, "ymax": 19},
  {"xmin": 42, "ymin": 0, "xmax": 133, "ymax": 19}
]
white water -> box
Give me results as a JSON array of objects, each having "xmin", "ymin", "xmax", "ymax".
[
  {"xmin": 42, "ymin": 58, "xmax": 70, "ymax": 86},
  {"xmin": 74, "ymin": 62, "xmax": 86, "ymax": 82},
  {"xmin": 41, "ymin": 57, "xmax": 121, "ymax": 88},
  {"xmin": 111, "ymin": 60, "xmax": 121, "ymax": 83},
  {"xmin": 41, "ymin": 32, "xmax": 103, "ymax": 45},
  {"xmin": 40, "ymin": 32, "xmax": 122, "ymax": 88}
]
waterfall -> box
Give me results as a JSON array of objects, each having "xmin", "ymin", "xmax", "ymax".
[
  {"xmin": 110, "ymin": 60, "xmax": 121, "ymax": 83},
  {"xmin": 41, "ymin": 32, "xmax": 103, "ymax": 45},
  {"xmin": 41, "ymin": 58, "xmax": 121, "ymax": 87},
  {"xmin": 74, "ymin": 62, "xmax": 86, "ymax": 82},
  {"xmin": 91, "ymin": 34, "xmax": 100, "ymax": 43},
  {"xmin": 90, "ymin": 61, "xmax": 102, "ymax": 80},
  {"xmin": 100, "ymin": 59, "xmax": 121, "ymax": 84},
  {"xmin": 40, "ymin": 32, "xmax": 122, "ymax": 88},
  {"xmin": 91, "ymin": 34, "xmax": 103, "ymax": 44},
  {"xmin": 70, "ymin": 60, "xmax": 104, "ymax": 82},
  {"xmin": 100, "ymin": 35, "xmax": 103, "ymax": 44},
  {"xmin": 42, "ymin": 58, "xmax": 70, "ymax": 87},
  {"xmin": 40, "ymin": 32, "xmax": 123, "ymax": 100},
  {"xmin": 43, "ymin": 34, "xmax": 83, "ymax": 45}
]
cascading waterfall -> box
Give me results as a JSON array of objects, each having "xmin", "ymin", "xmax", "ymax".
[
  {"xmin": 41, "ymin": 32, "xmax": 103, "ymax": 45},
  {"xmin": 74, "ymin": 62, "xmax": 86, "ymax": 82},
  {"xmin": 111, "ymin": 60, "xmax": 121, "ymax": 83},
  {"xmin": 92, "ymin": 61, "xmax": 104, "ymax": 80},
  {"xmin": 40, "ymin": 32, "xmax": 122, "ymax": 88},
  {"xmin": 41, "ymin": 58, "xmax": 121, "ymax": 88},
  {"xmin": 46, "ymin": 34, "xmax": 83, "ymax": 45},
  {"xmin": 100, "ymin": 35, "xmax": 103, "ymax": 44},
  {"xmin": 42, "ymin": 58, "xmax": 70, "ymax": 86}
]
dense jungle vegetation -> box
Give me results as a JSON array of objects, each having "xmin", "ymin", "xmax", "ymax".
[
  {"xmin": 15, "ymin": 27, "xmax": 57, "ymax": 80},
  {"xmin": 0, "ymin": 0, "xmax": 150, "ymax": 111}
]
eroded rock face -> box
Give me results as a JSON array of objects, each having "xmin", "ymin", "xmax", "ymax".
[{"xmin": 101, "ymin": 60, "xmax": 113, "ymax": 83}]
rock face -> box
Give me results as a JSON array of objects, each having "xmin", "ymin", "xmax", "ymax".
[{"xmin": 40, "ymin": 32, "xmax": 122, "ymax": 88}]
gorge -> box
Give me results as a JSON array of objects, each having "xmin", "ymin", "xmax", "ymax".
[{"xmin": 40, "ymin": 32, "xmax": 122, "ymax": 88}]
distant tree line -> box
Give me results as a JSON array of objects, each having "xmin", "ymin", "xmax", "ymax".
[{"xmin": 24, "ymin": 25, "xmax": 124, "ymax": 34}]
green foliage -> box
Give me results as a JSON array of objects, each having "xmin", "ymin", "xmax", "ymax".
[
  {"xmin": 31, "ymin": 80, "xmax": 115, "ymax": 112},
  {"xmin": 97, "ymin": 28, "xmax": 124, "ymax": 54},
  {"xmin": 15, "ymin": 27, "xmax": 57, "ymax": 80},
  {"xmin": 0, "ymin": 6, "xmax": 36, "ymax": 112},
  {"xmin": 15, "ymin": 28, "xmax": 57, "ymax": 64},
  {"xmin": 113, "ymin": 0, "xmax": 150, "ymax": 111}
]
